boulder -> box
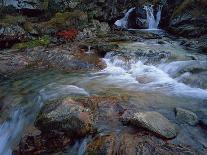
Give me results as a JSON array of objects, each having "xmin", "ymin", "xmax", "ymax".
[
  {"xmin": 122, "ymin": 111, "xmax": 177, "ymax": 139},
  {"xmin": 35, "ymin": 97, "xmax": 94, "ymax": 138},
  {"xmin": 175, "ymin": 108, "xmax": 199, "ymax": 126}
]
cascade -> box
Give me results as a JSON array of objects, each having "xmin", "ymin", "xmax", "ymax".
[
  {"xmin": 115, "ymin": 8, "xmax": 135, "ymax": 28},
  {"xmin": 144, "ymin": 5, "xmax": 162, "ymax": 29}
]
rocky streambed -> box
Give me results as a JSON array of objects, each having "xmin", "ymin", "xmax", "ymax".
[{"xmin": 0, "ymin": 29, "xmax": 207, "ymax": 155}]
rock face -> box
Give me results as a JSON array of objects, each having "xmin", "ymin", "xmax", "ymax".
[
  {"xmin": 175, "ymin": 108, "xmax": 199, "ymax": 126},
  {"xmin": 169, "ymin": 0, "xmax": 207, "ymax": 37},
  {"xmin": 122, "ymin": 111, "xmax": 177, "ymax": 139},
  {"xmin": 35, "ymin": 97, "xmax": 93, "ymax": 138}
]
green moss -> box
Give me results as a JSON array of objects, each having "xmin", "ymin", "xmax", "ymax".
[
  {"xmin": 13, "ymin": 36, "xmax": 50, "ymax": 50},
  {"xmin": 23, "ymin": 21, "xmax": 34, "ymax": 32},
  {"xmin": 44, "ymin": 10, "xmax": 88, "ymax": 28}
]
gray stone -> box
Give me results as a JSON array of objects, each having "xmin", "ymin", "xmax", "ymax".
[
  {"xmin": 35, "ymin": 97, "xmax": 93, "ymax": 137},
  {"xmin": 131, "ymin": 111, "xmax": 177, "ymax": 139},
  {"xmin": 175, "ymin": 108, "xmax": 199, "ymax": 126}
]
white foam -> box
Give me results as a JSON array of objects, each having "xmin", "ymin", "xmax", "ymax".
[{"xmin": 100, "ymin": 53, "xmax": 207, "ymax": 98}]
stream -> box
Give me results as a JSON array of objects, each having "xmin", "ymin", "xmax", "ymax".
[{"xmin": 0, "ymin": 30, "xmax": 207, "ymax": 154}]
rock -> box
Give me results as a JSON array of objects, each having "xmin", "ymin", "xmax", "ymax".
[
  {"xmin": 25, "ymin": 45, "xmax": 106, "ymax": 71},
  {"xmin": 169, "ymin": 0, "xmax": 207, "ymax": 37},
  {"xmin": 86, "ymin": 133, "xmax": 198, "ymax": 155},
  {"xmin": 123, "ymin": 111, "xmax": 177, "ymax": 139},
  {"xmin": 35, "ymin": 97, "xmax": 93, "ymax": 138},
  {"xmin": 86, "ymin": 134, "xmax": 116, "ymax": 155},
  {"xmin": 127, "ymin": 7, "xmax": 147, "ymax": 29},
  {"xmin": 15, "ymin": 130, "xmax": 71, "ymax": 154},
  {"xmin": 0, "ymin": 24, "xmax": 27, "ymax": 49},
  {"xmin": 175, "ymin": 108, "xmax": 199, "ymax": 126},
  {"xmin": 199, "ymin": 119, "xmax": 207, "ymax": 130},
  {"xmin": 177, "ymin": 71, "xmax": 207, "ymax": 89},
  {"xmin": 0, "ymin": 50, "xmax": 30, "ymax": 75}
]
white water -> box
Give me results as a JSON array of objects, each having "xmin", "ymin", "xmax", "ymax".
[
  {"xmin": 144, "ymin": 5, "xmax": 162, "ymax": 29},
  {"xmin": 115, "ymin": 8, "xmax": 135, "ymax": 28},
  {"xmin": 99, "ymin": 53, "xmax": 207, "ymax": 99},
  {"xmin": 0, "ymin": 84, "xmax": 89, "ymax": 155}
]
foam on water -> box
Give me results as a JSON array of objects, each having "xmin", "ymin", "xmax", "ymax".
[
  {"xmin": 115, "ymin": 8, "xmax": 135, "ymax": 28},
  {"xmin": 100, "ymin": 53, "xmax": 207, "ymax": 99}
]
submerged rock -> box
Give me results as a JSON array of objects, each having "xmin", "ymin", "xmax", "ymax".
[
  {"xmin": 35, "ymin": 97, "xmax": 94, "ymax": 138},
  {"xmin": 122, "ymin": 111, "xmax": 177, "ymax": 139},
  {"xmin": 175, "ymin": 108, "xmax": 199, "ymax": 126}
]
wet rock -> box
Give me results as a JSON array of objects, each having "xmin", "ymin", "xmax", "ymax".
[
  {"xmin": 175, "ymin": 108, "xmax": 199, "ymax": 126},
  {"xmin": 119, "ymin": 132, "xmax": 199, "ymax": 155},
  {"xmin": 86, "ymin": 133, "xmax": 198, "ymax": 155},
  {"xmin": 35, "ymin": 97, "xmax": 93, "ymax": 138},
  {"xmin": 122, "ymin": 111, "xmax": 177, "ymax": 139},
  {"xmin": 177, "ymin": 71, "xmax": 207, "ymax": 89},
  {"xmin": 0, "ymin": 50, "xmax": 30, "ymax": 75},
  {"xmin": 76, "ymin": 95, "xmax": 128, "ymax": 133},
  {"xmin": 0, "ymin": 25, "xmax": 27, "ymax": 49},
  {"xmin": 86, "ymin": 134, "xmax": 116, "ymax": 155},
  {"xmin": 199, "ymin": 119, "xmax": 207, "ymax": 130},
  {"xmin": 26, "ymin": 45, "xmax": 106, "ymax": 71},
  {"xmin": 15, "ymin": 130, "xmax": 71, "ymax": 154}
]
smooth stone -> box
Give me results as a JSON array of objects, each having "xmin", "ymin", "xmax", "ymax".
[
  {"xmin": 130, "ymin": 111, "xmax": 177, "ymax": 139},
  {"xmin": 175, "ymin": 108, "xmax": 199, "ymax": 126}
]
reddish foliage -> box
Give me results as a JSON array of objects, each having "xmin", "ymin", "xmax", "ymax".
[{"xmin": 56, "ymin": 29, "xmax": 78, "ymax": 41}]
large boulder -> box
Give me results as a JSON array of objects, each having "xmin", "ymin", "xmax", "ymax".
[
  {"xmin": 35, "ymin": 97, "xmax": 94, "ymax": 138},
  {"xmin": 121, "ymin": 111, "xmax": 177, "ymax": 139}
]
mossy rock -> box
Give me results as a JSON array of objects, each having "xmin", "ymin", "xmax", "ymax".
[
  {"xmin": 43, "ymin": 10, "xmax": 88, "ymax": 29},
  {"xmin": 13, "ymin": 36, "xmax": 50, "ymax": 49}
]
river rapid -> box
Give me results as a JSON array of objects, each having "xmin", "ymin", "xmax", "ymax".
[{"xmin": 0, "ymin": 30, "xmax": 207, "ymax": 154}]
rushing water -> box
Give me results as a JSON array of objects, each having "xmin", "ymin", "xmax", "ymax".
[
  {"xmin": 115, "ymin": 8, "xmax": 135, "ymax": 28},
  {"xmin": 0, "ymin": 36, "xmax": 207, "ymax": 153},
  {"xmin": 144, "ymin": 5, "xmax": 162, "ymax": 29}
]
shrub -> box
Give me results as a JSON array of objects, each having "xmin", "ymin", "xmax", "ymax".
[
  {"xmin": 56, "ymin": 29, "xmax": 78, "ymax": 41},
  {"xmin": 13, "ymin": 36, "xmax": 50, "ymax": 49}
]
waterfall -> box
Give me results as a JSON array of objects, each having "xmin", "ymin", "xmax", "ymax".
[
  {"xmin": 115, "ymin": 8, "xmax": 135, "ymax": 28},
  {"xmin": 144, "ymin": 5, "xmax": 162, "ymax": 29}
]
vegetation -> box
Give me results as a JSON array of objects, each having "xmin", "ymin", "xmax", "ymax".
[
  {"xmin": 13, "ymin": 36, "xmax": 50, "ymax": 49},
  {"xmin": 56, "ymin": 29, "xmax": 78, "ymax": 41},
  {"xmin": 0, "ymin": 15, "xmax": 26, "ymax": 26},
  {"xmin": 44, "ymin": 10, "xmax": 88, "ymax": 28}
]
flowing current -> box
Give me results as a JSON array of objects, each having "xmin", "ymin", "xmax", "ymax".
[
  {"xmin": 144, "ymin": 5, "xmax": 162, "ymax": 29},
  {"xmin": 99, "ymin": 52, "xmax": 207, "ymax": 99},
  {"xmin": 115, "ymin": 8, "xmax": 135, "ymax": 28},
  {"xmin": 0, "ymin": 40, "xmax": 207, "ymax": 154}
]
